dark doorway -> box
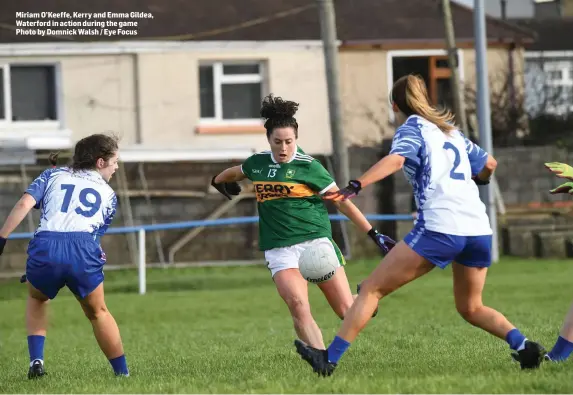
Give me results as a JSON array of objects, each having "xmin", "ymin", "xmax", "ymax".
[{"xmin": 392, "ymin": 56, "xmax": 456, "ymax": 115}]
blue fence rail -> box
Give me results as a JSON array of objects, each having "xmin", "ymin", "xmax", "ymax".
[
  {"xmin": 6, "ymin": 214, "xmax": 414, "ymax": 294},
  {"xmin": 8, "ymin": 214, "xmax": 414, "ymax": 240}
]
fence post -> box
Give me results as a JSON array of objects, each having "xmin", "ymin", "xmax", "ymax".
[{"xmin": 138, "ymin": 228, "xmax": 146, "ymax": 295}]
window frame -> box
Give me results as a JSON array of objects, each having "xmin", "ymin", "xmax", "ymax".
[
  {"xmin": 0, "ymin": 62, "xmax": 63, "ymax": 129},
  {"xmin": 543, "ymin": 61, "xmax": 573, "ymax": 115},
  {"xmin": 198, "ymin": 60, "xmax": 266, "ymax": 126}
]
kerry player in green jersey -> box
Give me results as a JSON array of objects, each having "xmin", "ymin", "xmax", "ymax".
[{"xmin": 211, "ymin": 94, "xmax": 395, "ymax": 350}]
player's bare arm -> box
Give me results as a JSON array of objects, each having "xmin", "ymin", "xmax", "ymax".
[
  {"xmin": 211, "ymin": 166, "xmax": 245, "ymax": 200},
  {"xmin": 214, "ymin": 165, "xmax": 246, "ymax": 183},
  {"xmin": 326, "ymin": 185, "xmax": 371, "ymax": 233},
  {"xmin": 324, "ymin": 154, "xmax": 405, "ymax": 202},
  {"xmin": 325, "ymin": 185, "xmax": 395, "ymax": 255},
  {"xmin": 0, "ymin": 193, "xmax": 36, "ymax": 239},
  {"xmin": 355, "ymin": 154, "xmax": 405, "ymax": 189}
]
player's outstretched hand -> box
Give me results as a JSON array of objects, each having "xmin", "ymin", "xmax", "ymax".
[
  {"xmin": 367, "ymin": 229, "xmax": 396, "ymax": 255},
  {"xmin": 323, "ymin": 180, "xmax": 362, "ymax": 202},
  {"xmin": 0, "ymin": 236, "xmax": 6, "ymax": 256},
  {"xmin": 210, "ymin": 176, "xmax": 241, "ymax": 200},
  {"xmin": 545, "ymin": 162, "xmax": 573, "ymax": 180},
  {"xmin": 550, "ymin": 181, "xmax": 573, "ymax": 195}
]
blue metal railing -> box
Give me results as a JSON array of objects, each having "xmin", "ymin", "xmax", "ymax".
[
  {"xmin": 7, "ymin": 214, "xmax": 414, "ymax": 294},
  {"xmin": 8, "ymin": 214, "xmax": 414, "ymax": 240}
]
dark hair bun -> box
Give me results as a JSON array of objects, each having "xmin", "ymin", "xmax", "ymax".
[
  {"xmin": 260, "ymin": 94, "xmax": 299, "ymax": 120},
  {"xmin": 48, "ymin": 152, "xmax": 60, "ymax": 166}
]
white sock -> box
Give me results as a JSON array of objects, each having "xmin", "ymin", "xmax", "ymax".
[{"xmin": 517, "ymin": 338, "xmax": 527, "ymax": 352}]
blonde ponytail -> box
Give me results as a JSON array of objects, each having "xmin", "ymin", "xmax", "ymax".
[{"xmin": 391, "ymin": 74, "xmax": 456, "ymax": 133}]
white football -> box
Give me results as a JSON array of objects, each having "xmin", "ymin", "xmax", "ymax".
[{"xmin": 298, "ymin": 243, "xmax": 339, "ymax": 284}]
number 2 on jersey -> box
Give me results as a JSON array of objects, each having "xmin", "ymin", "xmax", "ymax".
[
  {"xmin": 443, "ymin": 142, "xmax": 465, "ymax": 180},
  {"xmin": 60, "ymin": 184, "xmax": 102, "ymax": 217}
]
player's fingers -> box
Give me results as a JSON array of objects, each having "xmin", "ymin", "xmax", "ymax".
[
  {"xmin": 547, "ymin": 167, "xmax": 563, "ymax": 173},
  {"xmin": 215, "ymin": 184, "xmax": 233, "ymax": 199},
  {"xmin": 545, "ymin": 162, "xmax": 565, "ymax": 168},
  {"xmin": 219, "ymin": 188, "xmax": 232, "ymax": 200},
  {"xmin": 323, "ymin": 192, "xmax": 342, "ymax": 200},
  {"xmin": 550, "ymin": 186, "xmax": 571, "ymax": 194},
  {"xmin": 544, "ymin": 163, "xmax": 563, "ymax": 172},
  {"xmin": 322, "ymin": 192, "xmax": 340, "ymax": 202}
]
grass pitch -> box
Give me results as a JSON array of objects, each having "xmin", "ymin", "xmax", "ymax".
[{"xmin": 1, "ymin": 257, "xmax": 573, "ymax": 393}]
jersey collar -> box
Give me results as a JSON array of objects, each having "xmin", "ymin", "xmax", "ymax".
[
  {"xmin": 75, "ymin": 168, "xmax": 105, "ymax": 181},
  {"xmin": 271, "ymin": 145, "xmax": 298, "ymax": 164}
]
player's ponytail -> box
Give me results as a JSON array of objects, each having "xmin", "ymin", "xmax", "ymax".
[
  {"xmin": 391, "ymin": 74, "xmax": 456, "ymax": 133},
  {"xmin": 48, "ymin": 152, "xmax": 59, "ymax": 168},
  {"xmin": 260, "ymin": 94, "xmax": 299, "ymax": 138}
]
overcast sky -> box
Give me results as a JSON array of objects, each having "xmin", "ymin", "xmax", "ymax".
[
  {"xmin": 453, "ymin": 0, "xmax": 474, "ymax": 6},
  {"xmin": 451, "ymin": 0, "xmax": 535, "ymax": 18}
]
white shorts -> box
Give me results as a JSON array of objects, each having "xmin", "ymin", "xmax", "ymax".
[{"xmin": 264, "ymin": 237, "xmax": 345, "ymax": 278}]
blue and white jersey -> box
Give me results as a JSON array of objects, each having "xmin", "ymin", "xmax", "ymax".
[
  {"xmin": 390, "ymin": 115, "xmax": 492, "ymax": 236},
  {"xmin": 26, "ymin": 167, "xmax": 117, "ymax": 240}
]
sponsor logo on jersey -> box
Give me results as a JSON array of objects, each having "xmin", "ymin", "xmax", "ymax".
[
  {"xmin": 254, "ymin": 181, "xmax": 314, "ymax": 202},
  {"xmin": 269, "ymin": 164, "xmax": 281, "ymax": 169}
]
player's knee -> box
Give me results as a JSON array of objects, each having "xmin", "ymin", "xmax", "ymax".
[
  {"xmin": 84, "ymin": 304, "xmax": 109, "ymax": 321},
  {"xmin": 285, "ymin": 295, "xmax": 311, "ymax": 318},
  {"xmin": 456, "ymin": 303, "xmax": 482, "ymax": 322},
  {"xmin": 360, "ymin": 279, "xmax": 387, "ymax": 300},
  {"xmin": 29, "ymin": 294, "xmax": 50, "ymax": 304}
]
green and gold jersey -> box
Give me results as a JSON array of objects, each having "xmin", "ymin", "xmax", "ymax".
[{"xmin": 241, "ymin": 147, "xmax": 336, "ymax": 251}]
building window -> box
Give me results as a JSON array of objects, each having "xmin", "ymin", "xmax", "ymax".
[
  {"xmin": 546, "ymin": 69, "xmax": 563, "ymax": 81},
  {"xmin": 533, "ymin": 0, "xmax": 562, "ymax": 18},
  {"xmin": 199, "ymin": 62, "xmax": 264, "ymax": 123},
  {"xmin": 0, "ymin": 64, "xmax": 58, "ymax": 123},
  {"xmin": 544, "ymin": 61, "xmax": 573, "ymax": 115}
]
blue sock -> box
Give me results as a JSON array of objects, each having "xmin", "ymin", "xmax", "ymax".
[
  {"xmin": 327, "ymin": 336, "xmax": 351, "ymax": 364},
  {"xmin": 109, "ymin": 355, "xmax": 129, "ymax": 376},
  {"xmin": 505, "ymin": 328, "xmax": 527, "ymax": 351},
  {"xmin": 548, "ymin": 336, "xmax": 573, "ymax": 361},
  {"xmin": 27, "ymin": 335, "xmax": 45, "ymax": 363}
]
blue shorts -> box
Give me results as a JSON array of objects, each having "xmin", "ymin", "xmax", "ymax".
[
  {"xmin": 404, "ymin": 226, "xmax": 492, "ymax": 269},
  {"xmin": 26, "ymin": 232, "xmax": 106, "ymax": 300}
]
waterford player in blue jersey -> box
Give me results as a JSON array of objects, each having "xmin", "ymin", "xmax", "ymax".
[
  {"xmin": 0, "ymin": 134, "xmax": 129, "ymax": 378},
  {"xmin": 294, "ymin": 75, "xmax": 546, "ymax": 375}
]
